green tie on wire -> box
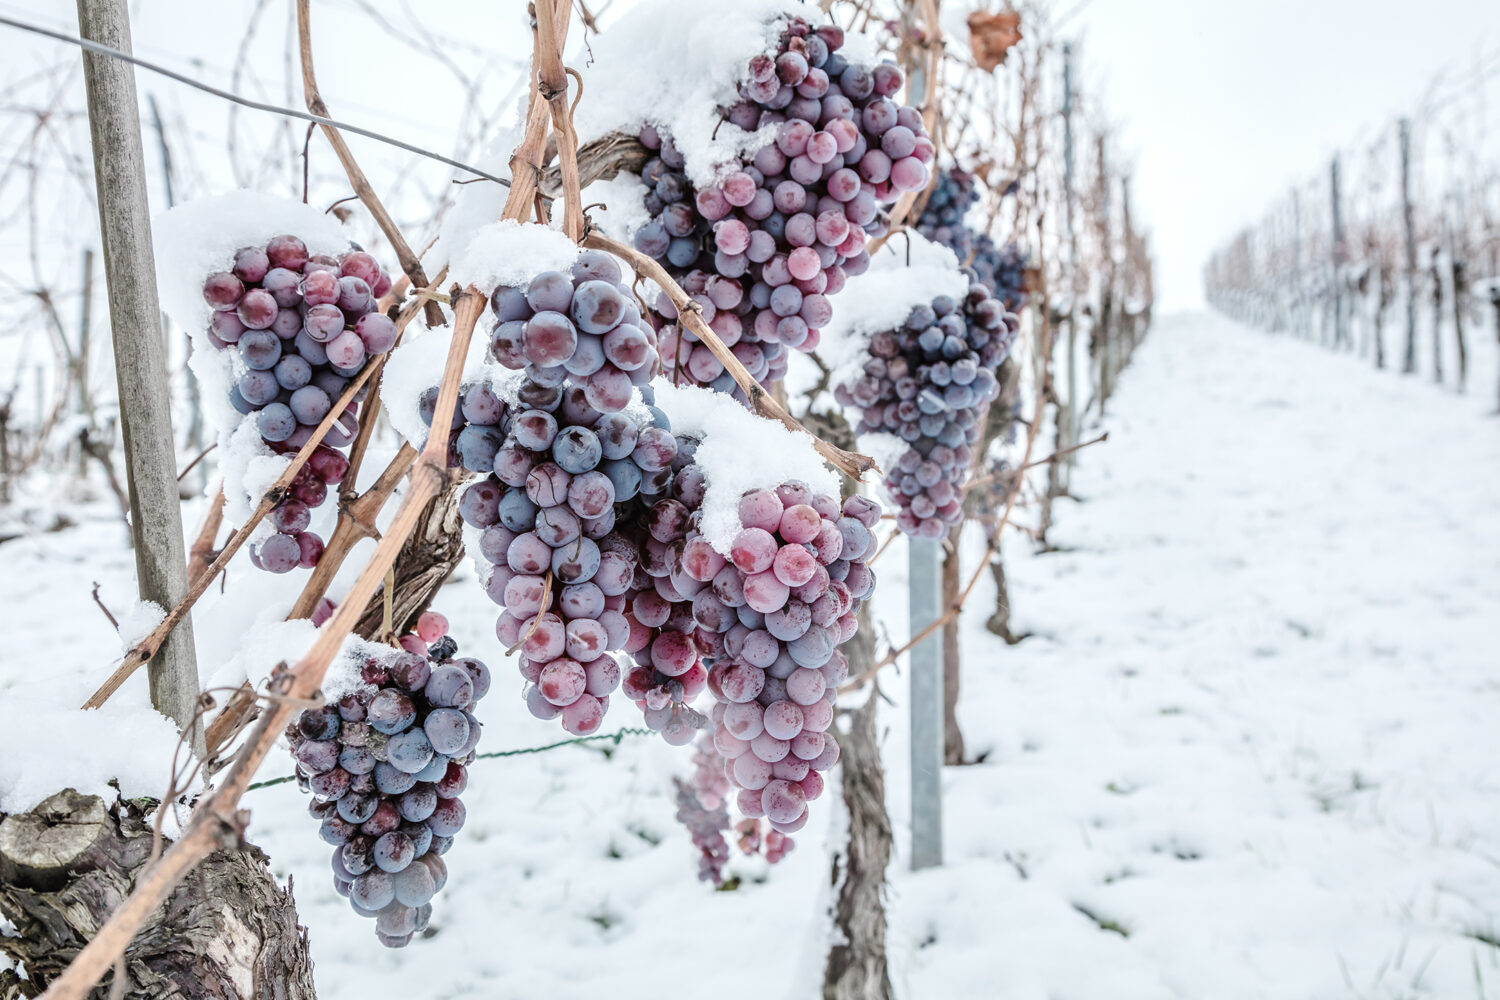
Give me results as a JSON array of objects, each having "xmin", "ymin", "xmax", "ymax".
[{"xmin": 246, "ymin": 727, "xmax": 656, "ymax": 792}]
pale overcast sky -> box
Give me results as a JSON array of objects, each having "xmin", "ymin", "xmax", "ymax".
[{"xmin": 1069, "ymin": 0, "xmax": 1500, "ymax": 310}]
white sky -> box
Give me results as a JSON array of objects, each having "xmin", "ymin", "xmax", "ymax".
[{"xmin": 1069, "ymin": 0, "xmax": 1500, "ymax": 310}]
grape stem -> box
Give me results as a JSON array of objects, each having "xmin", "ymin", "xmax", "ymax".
[
  {"xmin": 535, "ymin": 0, "xmax": 586, "ymax": 242},
  {"xmin": 506, "ymin": 572, "xmax": 556, "ymax": 657},
  {"xmin": 582, "ymin": 231, "xmax": 881, "ymax": 481},
  {"xmin": 295, "ymin": 0, "xmax": 446, "ymax": 330},
  {"xmin": 79, "ymin": 360, "xmax": 382, "ymax": 712}
]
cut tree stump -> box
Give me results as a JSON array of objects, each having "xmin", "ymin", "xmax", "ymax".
[{"xmin": 0, "ymin": 790, "xmax": 314, "ymax": 1000}]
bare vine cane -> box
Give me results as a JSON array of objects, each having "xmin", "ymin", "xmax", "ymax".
[{"xmin": 295, "ymin": 0, "xmax": 444, "ymax": 329}]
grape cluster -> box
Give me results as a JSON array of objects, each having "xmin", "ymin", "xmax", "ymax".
[
  {"xmin": 632, "ymin": 17, "xmax": 934, "ymax": 402},
  {"xmin": 834, "ymin": 280, "xmax": 1019, "ymax": 539},
  {"xmin": 672, "ymin": 734, "xmax": 732, "ymax": 885},
  {"xmin": 200, "ymin": 235, "xmax": 396, "ymax": 574},
  {"xmin": 973, "ymin": 240, "xmax": 1029, "ymax": 315},
  {"xmin": 288, "ymin": 612, "xmax": 489, "ymax": 948},
  {"xmin": 610, "ymin": 476, "xmax": 874, "ymax": 846},
  {"xmin": 450, "ymin": 373, "xmax": 688, "ymax": 737},
  {"xmin": 915, "ymin": 169, "xmax": 1028, "ymax": 311},
  {"xmin": 486, "ymin": 250, "xmax": 659, "ymax": 409},
  {"xmin": 689, "ymin": 484, "xmax": 876, "ymax": 841}
]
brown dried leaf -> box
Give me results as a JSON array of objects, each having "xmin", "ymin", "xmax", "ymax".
[{"xmin": 968, "ymin": 10, "xmax": 1022, "ymax": 71}]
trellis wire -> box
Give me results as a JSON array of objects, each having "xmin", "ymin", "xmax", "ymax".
[
  {"xmin": 244, "ymin": 727, "xmax": 656, "ymax": 792},
  {"xmin": 0, "ymin": 12, "xmax": 511, "ymax": 187}
]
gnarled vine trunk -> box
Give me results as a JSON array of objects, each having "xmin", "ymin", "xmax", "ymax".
[
  {"xmin": 0, "ymin": 790, "xmax": 315, "ymax": 1000},
  {"xmin": 824, "ymin": 606, "xmax": 893, "ymax": 1000}
]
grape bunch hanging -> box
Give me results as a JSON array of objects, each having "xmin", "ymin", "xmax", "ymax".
[
  {"xmin": 915, "ymin": 168, "xmax": 1029, "ymax": 312},
  {"xmin": 834, "ymin": 279, "xmax": 1020, "ymax": 539},
  {"xmin": 199, "ymin": 235, "xmax": 397, "ymax": 573},
  {"xmin": 631, "ymin": 16, "xmax": 934, "ymax": 403},
  {"xmin": 436, "ymin": 254, "xmax": 672, "ymax": 737},
  {"xmin": 287, "ymin": 612, "xmax": 489, "ymax": 947},
  {"xmin": 420, "ymin": 234, "xmax": 884, "ymax": 873}
]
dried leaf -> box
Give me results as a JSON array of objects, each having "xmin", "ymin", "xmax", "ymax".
[{"xmin": 968, "ymin": 10, "xmax": 1022, "ymax": 72}]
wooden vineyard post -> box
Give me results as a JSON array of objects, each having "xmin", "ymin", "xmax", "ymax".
[
  {"xmin": 1060, "ymin": 41, "xmax": 1079, "ymax": 484},
  {"xmin": 1399, "ymin": 118, "xmax": 1419, "ymax": 375},
  {"xmin": 76, "ymin": 0, "xmax": 200, "ymax": 751},
  {"xmin": 1330, "ymin": 154, "xmax": 1346, "ymax": 350}
]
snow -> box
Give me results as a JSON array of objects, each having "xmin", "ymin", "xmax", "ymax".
[
  {"xmin": 579, "ymin": 173, "xmax": 655, "ymax": 246},
  {"xmin": 447, "ymin": 220, "xmax": 579, "ymax": 298},
  {"xmin": 5, "ymin": 312, "xmax": 1500, "ymax": 998},
  {"xmin": 221, "ymin": 419, "xmax": 291, "ymax": 526},
  {"xmin": 576, "ymin": 0, "xmax": 808, "ymax": 186},
  {"xmin": 426, "ymin": 127, "xmax": 521, "ymax": 280},
  {"xmin": 323, "ymin": 636, "xmax": 408, "ymax": 705},
  {"xmin": 202, "ymin": 619, "xmax": 320, "ymax": 701},
  {"xmin": 653, "ymin": 379, "xmax": 841, "ymax": 553},
  {"xmin": 0, "ymin": 699, "xmax": 191, "ymax": 815},
  {"xmin": 116, "ymin": 600, "xmax": 166, "ymax": 652},
  {"xmin": 818, "ymin": 232, "xmax": 971, "ymax": 388}
]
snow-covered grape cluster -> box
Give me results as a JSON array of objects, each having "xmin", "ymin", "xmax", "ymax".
[
  {"xmin": 633, "ymin": 17, "xmax": 934, "ymax": 402},
  {"xmin": 915, "ymin": 168, "xmax": 1028, "ymax": 311},
  {"xmin": 199, "ymin": 235, "xmax": 396, "ymax": 573},
  {"xmin": 688, "ymin": 484, "xmax": 876, "ymax": 840},
  {"xmin": 834, "ymin": 279, "xmax": 1019, "ymax": 538},
  {"xmin": 288, "ymin": 612, "xmax": 489, "ymax": 948},
  {"xmin": 486, "ymin": 250, "xmax": 659, "ymax": 408}
]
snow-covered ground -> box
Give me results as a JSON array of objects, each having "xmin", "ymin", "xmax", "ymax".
[{"xmin": 3, "ymin": 311, "xmax": 1499, "ymax": 998}]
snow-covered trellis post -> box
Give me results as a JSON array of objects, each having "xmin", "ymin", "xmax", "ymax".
[
  {"xmin": 904, "ymin": 30, "xmax": 943, "ymax": 873},
  {"xmin": 1399, "ymin": 117, "xmax": 1419, "ymax": 374},
  {"xmin": 1330, "ymin": 154, "xmax": 1346, "ymax": 350},
  {"xmin": 75, "ymin": 0, "xmax": 200, "ymax": 748}
]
